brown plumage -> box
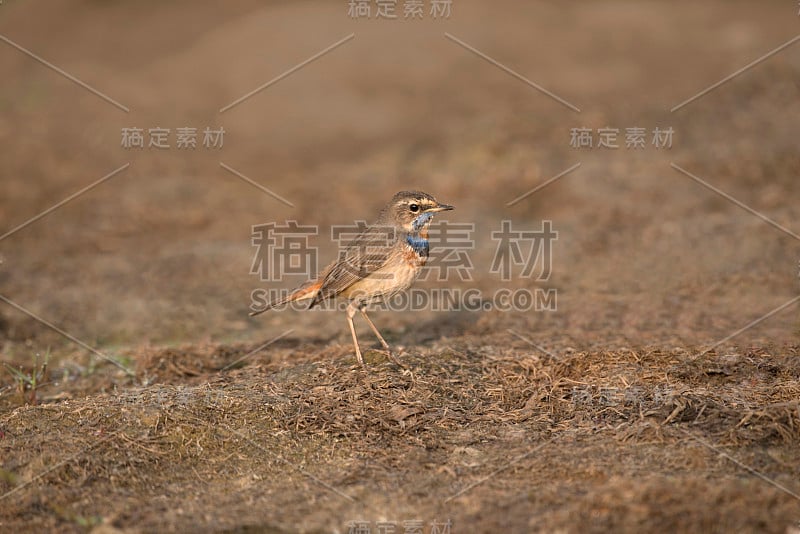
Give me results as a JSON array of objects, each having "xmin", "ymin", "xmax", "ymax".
[{"xmin": 250, "ymin": 190, "xmax": 454, "ymax": 369}]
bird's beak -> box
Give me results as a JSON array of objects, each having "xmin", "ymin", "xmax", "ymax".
[{"xmin": 429, "ymin": 203, "xmax": 455, "ymax": 213}]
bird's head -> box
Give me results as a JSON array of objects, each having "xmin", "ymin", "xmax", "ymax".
[{"xmin": 381, "ymin": 191, "xmax": 454, "ymax": 232}]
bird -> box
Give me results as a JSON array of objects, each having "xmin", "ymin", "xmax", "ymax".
[{"xmin": 250, "ymin": 190, "xmax": 454, "ymax": 369}]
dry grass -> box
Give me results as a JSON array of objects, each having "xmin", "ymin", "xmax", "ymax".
[
  {"xmin": 1, "ymin": 341, "xmax": 799, "ymax": 532},
  {"xmin": 1, "ymin": 1, "xmax": 800, "ymax": 532}
]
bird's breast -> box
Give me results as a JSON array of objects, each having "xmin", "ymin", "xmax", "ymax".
[
  {"xmin": 405, "ymin": 234, "xmax": 429, "ymax": 260},
  {"xmin": 341, "ymin": 252, "xmax": 422, "ymax": 300}
]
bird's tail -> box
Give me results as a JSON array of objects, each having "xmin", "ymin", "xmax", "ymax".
[{"xmin": 249, "ymin": 280, "xmax": 323, "ymax": 316}]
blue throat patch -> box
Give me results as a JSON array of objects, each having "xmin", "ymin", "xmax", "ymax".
[
  {"xmin": 407, "ymin": 212, "xmax": 434, "ymax": 256},
  {"xmin": 411, "ymin": 211, "xmax": 435, "ymax": 232},
  {"xmin": 406, "ymin": 234, "xmax": 429, "ymax": 256}
]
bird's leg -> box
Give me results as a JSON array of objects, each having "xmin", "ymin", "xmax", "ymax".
[
  {"xmin": 346, "ymin": 303, "xmax": 367, "ymax": 370},
  {"xmin": 360, "ymin": 307, "xmax": 390, "ymax": 350},
  {"xmin": 360, "ymin": 306, "xmax": 406, "ymax": 369}
]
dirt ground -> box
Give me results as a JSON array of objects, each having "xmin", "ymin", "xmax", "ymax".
[{"xmin": 1, "ymin": 1, "xmax": 799, "ymax": 532}]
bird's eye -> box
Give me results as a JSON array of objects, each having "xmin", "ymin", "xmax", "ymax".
[{"xmin": 409, "ymin": 204, "xmax": 420, "ymax": 213}]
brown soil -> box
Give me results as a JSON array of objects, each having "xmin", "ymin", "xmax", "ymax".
[{"xmin": 1, "ymin": 1, "xmax": 799, "ymax": 532}]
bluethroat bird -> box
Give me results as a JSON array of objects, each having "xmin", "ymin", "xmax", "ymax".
[{"xmin": 250, "ymin": 191, "xmax": 454, "ymax": 369}]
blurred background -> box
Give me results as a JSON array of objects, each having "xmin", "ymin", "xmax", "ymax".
[{"xmin": 0, "ymin": 0, "xmax": 798, "ymax": 367}]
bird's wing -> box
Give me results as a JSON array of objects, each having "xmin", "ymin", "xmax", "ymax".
[{"xmin": 309, "ymin": 224, "xmax": 399, "ymax": 308}]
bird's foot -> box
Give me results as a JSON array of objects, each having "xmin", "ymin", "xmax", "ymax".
[{"xmin": 371, "ymin": 347, "xmax": 412, "ymax": 374}]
